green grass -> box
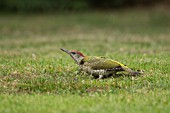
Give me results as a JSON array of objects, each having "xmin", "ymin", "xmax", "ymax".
[
  {"xmin": 0, "ymin": 8, "xmax": 170, "ymax": 113},
  {"xmin": 0, "ymin": 92, "xmax": 169, "ymax": 113}
]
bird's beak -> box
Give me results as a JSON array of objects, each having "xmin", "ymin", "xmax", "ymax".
[
  {"xmin": 60, "ymin": 48, "xmax": 71, "ymax": 55},
  {"xmin": 60, "ymin": 48, "xmax": 79, "ymax": 65}
]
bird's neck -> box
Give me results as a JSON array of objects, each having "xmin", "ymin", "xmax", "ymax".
[{"xmin": 76, "ymin": 56, "xmax": 84, "ymax": 65}]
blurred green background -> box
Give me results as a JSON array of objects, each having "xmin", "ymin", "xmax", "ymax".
[{"xmin": 0, "ymin": 0, "xmax": 169, "ymax": 12}]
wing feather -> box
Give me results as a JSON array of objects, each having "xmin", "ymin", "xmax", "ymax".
[{"xmin": 82, "ymin": 56, "xmax": 126, "ymax": 70}]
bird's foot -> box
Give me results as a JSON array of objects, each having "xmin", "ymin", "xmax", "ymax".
[{"xmin": 99, "ymin": 75, "xmax": 104, "ymax": 79}]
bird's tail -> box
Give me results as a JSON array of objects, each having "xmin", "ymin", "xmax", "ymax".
[{"xmin": 122, "ymin": 66, "xmax": 143, "ymax": 76}]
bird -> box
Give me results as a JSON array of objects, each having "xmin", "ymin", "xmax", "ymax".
[{"xmin": 60, "ymin": 48, "xmax": 142, "ymax": 79}]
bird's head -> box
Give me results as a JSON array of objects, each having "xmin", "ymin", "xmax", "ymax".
[{"xmin": 60, "ymin": 48, "xmax": 85, "ymax": 65}]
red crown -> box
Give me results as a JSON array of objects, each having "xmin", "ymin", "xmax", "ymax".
[{"xmin": 71, "ymin": 50, "xmax": 85, "ymax": 57}]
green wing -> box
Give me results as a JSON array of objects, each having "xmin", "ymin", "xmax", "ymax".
[{"xmin": 83, "ymin": 56, "xmax": 127, "ymax": 70}]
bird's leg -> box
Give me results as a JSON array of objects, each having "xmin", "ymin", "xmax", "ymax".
[
  {"xmin": 99, "ymin": 75, "xmax": 104, "ymax": 79},
  {"xmin": 76, "ymin": 67, "xmax": 83, "ymax": 75},
  {"xmin": 77, "ymin": 68, "xmax": 82, "ymax": 74}
]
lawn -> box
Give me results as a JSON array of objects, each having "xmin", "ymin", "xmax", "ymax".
[{"xmin": 0, "ymin": 8, "xmax": 170, "ymax": 113}]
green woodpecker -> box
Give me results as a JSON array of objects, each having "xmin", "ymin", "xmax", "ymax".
[{"xmin": 60, "ymin": 48, "xmax": 141, "ymax": 79}]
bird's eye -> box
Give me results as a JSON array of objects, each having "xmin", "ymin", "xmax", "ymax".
[{"xmin": 71, "ymin": 52, "xmax": 76, "ymax": 54}]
